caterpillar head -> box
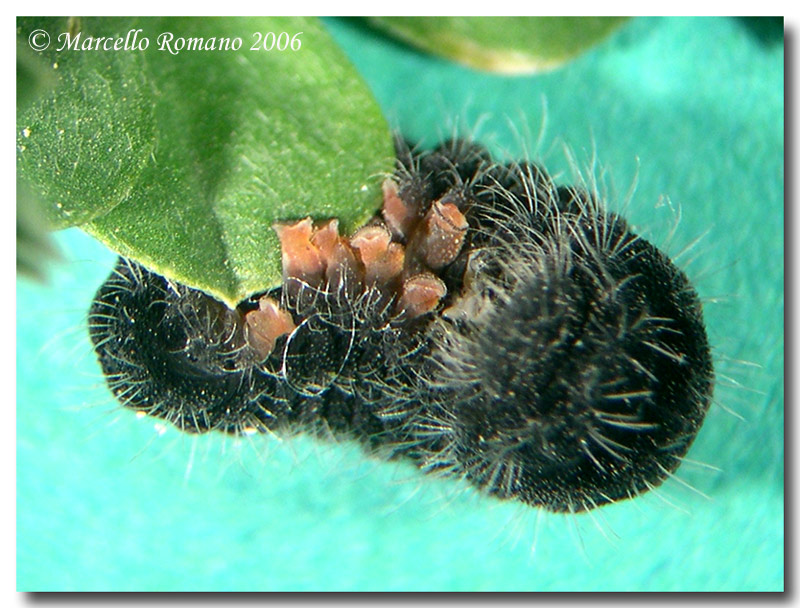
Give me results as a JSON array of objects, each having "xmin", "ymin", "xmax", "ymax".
[
  {"xmin": 417, "ymin": 171, "xmax": 714, "ymax": 512},
  {"xmin": 88, "ymin": 259, "xmax": 285, "ymax": 435}
]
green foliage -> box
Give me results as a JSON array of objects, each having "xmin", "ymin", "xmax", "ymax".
[
  {"xmin": 17, "ymin": 39, "xmax": 59, "ymax": 279},
  {"xmin": 16, "ymin": 17, "xmax": 394, "ymax": 307},
  {"xmin": 369, "ymin": 17, "xmax": 629, "ymax": 74}
]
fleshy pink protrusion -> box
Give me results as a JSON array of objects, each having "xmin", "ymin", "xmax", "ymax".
[
  {"xmin": 244, "ymin": 296, "xmax": 296, "ymax": 359},
  {"xmin": 309, "ymin": 219, "xmax": 340, "ymax": 262},
  {"xmin": 273, "ymin": 218, "xmax": 325, "ymax": 287},
  {"xmin": 397, "ymin": 273, "xmax": 447, "ymax": 319},
  {"xmin": 326, "ymin": 239, "xmax": 361, "ymax": 290},
  {"xmin": 418, "ymin": 200, "xmax": 468, "ymax": 270},
  {"xmin": 350, "ymin": 225, "xmax": 392, "ymax": 260},
  {"xmin": 350, "ymin": 225, "xmax": 405, "ymax": 286},
  {"xmin": 376, "ymin": 243, "xmax": 406, "ymax": 286},
  {"xmin": 382, "ymin": 178, "xmax": 415, "ymax": 240}
]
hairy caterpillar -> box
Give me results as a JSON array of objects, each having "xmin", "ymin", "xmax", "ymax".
[{"xmin": 88, "ymin": 137, "xmax": 714, "ymax": 513}]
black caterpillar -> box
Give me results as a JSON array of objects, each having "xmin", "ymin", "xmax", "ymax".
[{"xmin": 88, "ymin": 138, "xmax": 714, "ymax": 513}]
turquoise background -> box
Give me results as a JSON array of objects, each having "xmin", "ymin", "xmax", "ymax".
[{"xmin": 17, "ymin": 17, "xmax": 783, "ymax": 591}]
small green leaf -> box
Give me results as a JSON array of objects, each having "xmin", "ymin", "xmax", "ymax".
[
  {"xmin": 17, "ymin": 178, "xmax": 61, "ymax": 281},
  {"xmin": 17, "ymin": 18, "xmax": 156, "ymax": 229},
  {"xmin": 17, "ymin": 37, "xmax": 60, "ymax": 280},
  {"xmin": 17, "ymin": 17, "xmax": 394, "ymax": 307},
  {"xmin": 17, "ymin": 39, "xmax": 57, "ymax": 108},
  {"xmin": 369, "ymin": 17, "xmax": 629, "ymax": 74}
]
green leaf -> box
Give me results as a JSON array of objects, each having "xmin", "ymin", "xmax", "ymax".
[
  {"xmin": 17, "ymin": 39, "xmax": 57, "ymax": 107},
  {"xmin": 17, "ymin": 18, "xmax": 157, "ymax": 229},
  {"xmin": 17, "ymin": 178, "xmax": 61, "ymax": 281},
  {"xmin": 16, "ymin": 17, "xmax": 394, "ymax": 307},
  {"xmin": 369, "ymin": 17, "xmax": 629, "ymax": 74},
  {"xmin": 17, "ymin": 37, "xmax": 60, "ymax": 280}
]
